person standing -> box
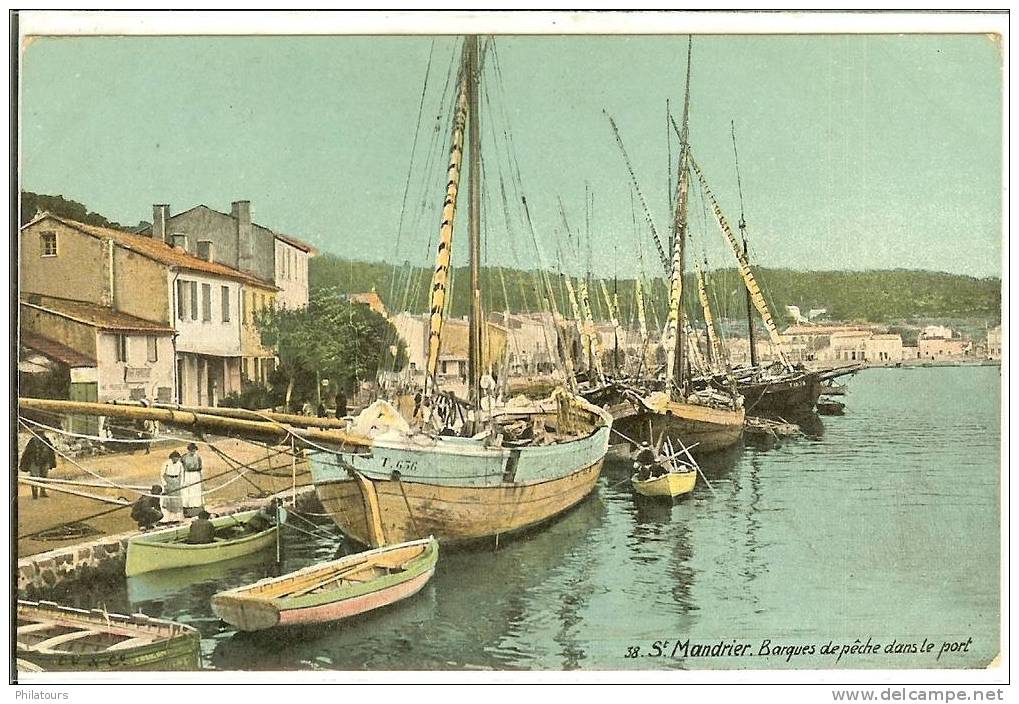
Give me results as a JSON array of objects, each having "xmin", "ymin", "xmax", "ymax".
[
  {"xmin": 335, "ymin": 390, "xmax": 347, "ymax": 419},
  {"xmin": 161, "ymin": 450, "xmax": 184, "ymax": 520},
  {"xmin": 20, "ymin": 431, "xmax": 57, "ymax": 499},
  {"xmin": 180, "ymin": 442, "xmax": 205, "ymax": 518}
]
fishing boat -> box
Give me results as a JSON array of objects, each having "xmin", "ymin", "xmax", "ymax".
[
  {"xmin": 631, "ymin": 438, "xmax": 698, "ymax": 498},
  {"xmin": 310, "ymin": 36, "xmax": 611, "ymax": 548},
  {"xmin": 16, "ymin": 599, "xmax": 200, "ymax": 671},
  {"xmin": 593, "ymin": 38, "xmax": 745, "ymax": 456},
  {"xmin": 16, "ymin": 37, "xmax": 611, "ymax": 551},
  {"xmin": 211, "ymin": 537, "xmax": 438, "ymax": 631},
  {"xmin": 125, "ymin": 508, "xmax": 283, "ymax": 577}
]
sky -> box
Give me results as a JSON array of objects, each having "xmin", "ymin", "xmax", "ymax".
[{"xmin": 19, "ymin": 31, "xmax": 1003, "ymax": 278}]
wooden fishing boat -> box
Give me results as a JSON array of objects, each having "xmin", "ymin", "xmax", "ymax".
[
  {"xmin": 609, "ymin": 391, "xmax": 745, "ymax": 457},
  {"xmin": 125, "ymin": 509, "xmax": 282, "ymax": 577},
  {"xmin": 311, "ymin": 36, "xmax": 611, "ymax": 548},
  {"xmin": 211, "ymin": 537, "xmax": 438, "ymax": 631},
  {"xmin": 632, "ymin": 469, "xmax": 697, "ymax": 498},
  {"xmin": 630, "ymin": 437, "xmax": 699, "ymax": 498},
  {"xmin": 16, "ymin": 600, "xmax": 200, "ymax": 671}
]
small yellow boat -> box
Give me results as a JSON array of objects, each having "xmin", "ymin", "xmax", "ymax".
[
  {"xmin": 632, "ymin": 469, "xmax": 697, "ymax": 497},
  {"xmin": 630, "ymin": 435, "xmax": 701, "ymax": 499}
]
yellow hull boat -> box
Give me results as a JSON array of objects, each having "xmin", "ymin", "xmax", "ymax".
[{"xmin": 631, "ymin": 470, "xmax": 697, "ymax": 498}]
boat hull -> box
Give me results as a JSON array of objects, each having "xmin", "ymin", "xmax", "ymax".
[
  {"xmin": 739, "ymin": 372, "xmax": 824, "ymax": 415},
  {"xmin": 125, "ymin": 511, "xmax": 278, "ymax": 577},
  {"xmin": 211, "ymin": 538, "xmax": 439, "ymax": 631},
  {"xmin": 632, "ymin": 471, "xmax": 697, "ymax": 497},
  {"xmin": 610, "ymin": 401, "xmax": 744, "ymax": 455},
  {"xmin": 315, "ymin": 458, "xmax": 604, "ymax": 546},
  {"xmin": 17, "ymin": 600, "xmax": 200, "ymax": 672}
]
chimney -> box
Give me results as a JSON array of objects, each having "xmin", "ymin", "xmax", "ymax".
[
  {"xmin": 152, "ymin": 204, "xmax": 170, "ymax": 241},
  {"xmin": 232, "ymin": 200, "xmax": 253, "ymax": 272}
]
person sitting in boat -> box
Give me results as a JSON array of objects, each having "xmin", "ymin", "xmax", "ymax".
[
  {"xmin": 634, "ymin": 442, "xmax": 656, "ymax": 481},
  {"xmin": 187, "ymin": 510, "xmax": 216, "ymax": 545},
  {"xmin": 244, "ymin": 499, "xmax": 281, "ymax": 534},
  {"xmin": 131, "ymin": 485, "xmax": 164, "ymax": 530}
]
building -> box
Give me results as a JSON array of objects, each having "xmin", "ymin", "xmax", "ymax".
[
  {"xmin": 922, "ymin": 325, "xmax": 954, "ymax": 340},
  {"xmin": 144, "ymin": 201, "xmax": 316, "ymax": 309},
  {"xmin": 347, "ymin": 289, "xmax": 389, "ymax": 319},
  {"xmin": 863, "ymin": 334, "xmax": 904, "ymax": 363},
  {"xmin": 919, "ymin": 336, "xmax": 970, "ymax": 360},
  {"xmin": 392, "ymin": 313, "xmax": 508, "ymax": 380},
  {"xmin": 987, "ymin": 325, "xmax": 1002, "ymax": 360},
  {"xmin": 20, "ymin": 298, "xmax": 175, "ymax": 411},
  {"xmin": 21, "ymin": 213, "xmax": 274, "ymax": 406}
]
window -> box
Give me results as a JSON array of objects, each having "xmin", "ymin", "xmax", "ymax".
[
  {"xmin": 147, "ymin": 336, "xmax": 158, "ymax": 362},
  {"xmin": 40, "ymin": 231, "xmax": 57, "ymax": 257},
  {"xmin": 176, "ymin": 280, "xmax": 186, "ymax": 320},
  {"xmin": 202, "ymin": 283, "xmax": 212, "ymax": 322},
  {"xmin": 189, "ymin": 281, "xmax": 198, "ymax": 320},
  {"xmin": 221, "ymin": 286, "xmax": 231, "ymax": 322},
  {"xmin": 115, "ymin": 334, "xmax": 128, "ymax": 363},
  {"xmin": 197, "ymin": 240, "xmax": 214, "ymax": 261}
]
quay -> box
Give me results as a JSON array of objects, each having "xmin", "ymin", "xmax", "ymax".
[{"xmin": 17, "ymin": 485, "xmax": 322, "ymax": 597}]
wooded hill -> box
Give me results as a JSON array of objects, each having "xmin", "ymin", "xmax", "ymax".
[{"xmin": 310, "ymin": 254, "xmax": 1001, "ymax": 326}]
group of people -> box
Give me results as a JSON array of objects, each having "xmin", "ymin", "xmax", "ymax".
[{"xmin": 130, "ymin": 442, "xmax": 205, "ymax": 529}]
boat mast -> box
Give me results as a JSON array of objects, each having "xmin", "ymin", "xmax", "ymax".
[
  {"xmin": 665, "ymin": 37, "xmax": 693, "ymax": 398},
  {"xmin": 424, "ymin": 43, "xmax": 470, "ymax": 403},
  {"xmin": 467, "ymin": 36, "xmax": 483, "ymax": 417},
  {"xmin": 689, "ymin": 152, "xmax": 791, "ymax": 369},
  {"xmin": 731, "ymin": 121, "xmax": 759, "ymax": 368}
]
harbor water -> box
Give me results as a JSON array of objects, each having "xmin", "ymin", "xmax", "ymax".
[{"xmin": 49, "ymin": 366, "xmax": 1001, "ymax": 670}]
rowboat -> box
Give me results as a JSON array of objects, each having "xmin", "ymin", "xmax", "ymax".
[
  {"xmin": 630, "ymin": 436, "xmax": 700, "ymax": 499},
  {"xmin": 16, "ymin": 600, "xmax": 200, "ymax": 671},
  {"xmin": 632, "ymin": 469, "xmax": 697, "ymax": 497},
  {"xmin": 125, "ymin": 509, "xmax": 282, "ymax": 577},
  {"xmin": 211, "ymin": 537, "xmax": 438, "ymax": 631}
]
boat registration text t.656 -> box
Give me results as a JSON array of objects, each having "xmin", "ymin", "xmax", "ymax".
[{"xmin": 379, "ymin": 458, "xmax": 419, "ymax": 472}]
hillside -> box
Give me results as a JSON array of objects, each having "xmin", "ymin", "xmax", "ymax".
[
  {"xmin": 310, "ymin": 254, "xmax": 1001, "ymax": 326},
  {"xmin": 18, "ymin": 192, "xmax": 1000, "ymax": 326}
]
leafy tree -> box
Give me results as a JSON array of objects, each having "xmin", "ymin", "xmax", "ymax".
[{"xmin": 255, "ymin": 289, "xmax": 407, "ymax": 409}]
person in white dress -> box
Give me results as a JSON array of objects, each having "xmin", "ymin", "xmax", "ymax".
[
  {"xmin": 160, "ymin": 450, "xmax": 184, "ymax": 521},
  {"xmin": 180, "ymin": 443, "xmax": 205, "ymax": 518}
]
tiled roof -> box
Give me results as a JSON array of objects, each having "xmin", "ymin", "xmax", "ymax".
[
  {"xmin": 275, "ymin": 231, "xmax": 317, "ymax": 254},
  {"xmin": 21, "ymin": 297, "xmax": 174, "ymax": 333},
  {"xmin": 30, "ymin": 214, "xmax": 276, "ymax": 289},
  {"xmin": 21, "ymin": 332, "xmax": 97, "ymax": 367}
]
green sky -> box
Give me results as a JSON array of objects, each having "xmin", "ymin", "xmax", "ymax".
[{"xmin": 20, "ymin": 33, "xmax": 1002, "ymax": 278}]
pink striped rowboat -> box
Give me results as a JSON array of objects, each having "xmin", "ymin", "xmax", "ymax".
[{"xmin": 210, "ymin": 537, "xmax": 438, "ymax": 631}]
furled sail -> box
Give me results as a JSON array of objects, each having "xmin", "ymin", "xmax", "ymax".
[
  {"xmin": 577, "ymin": 279, "xmax": 605, "ymax": 379},
  {"xmin": 696, "ymin": 266, "xmax": 727, "ymax": 370},
  {"xmin": 689, "ymin": 153, "xmax": 790, "ymax": 368},
  {"xmin": 424, "ymin": 55, "xmax": 470, "ymax": 396}
]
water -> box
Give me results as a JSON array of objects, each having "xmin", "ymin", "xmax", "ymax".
[{"xmin": 55, "ymin": 366, "xmax": 1001, "ymax": 670}]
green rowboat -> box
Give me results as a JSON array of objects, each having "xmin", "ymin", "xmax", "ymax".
[
  {"xmin": 125, "ymin": 509, "xmax": 282, "ymax": 577},
  {"xmin": 17, "ymin": 600, "xmax": 200, "ymax": 671}
]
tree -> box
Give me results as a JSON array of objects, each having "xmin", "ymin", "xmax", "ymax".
[{"xmin": 256, "ymin": 290, "xmax": 407, "ymax": 410}]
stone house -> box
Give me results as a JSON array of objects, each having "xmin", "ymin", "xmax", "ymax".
[
  {"xmin": 863, "ymin": 334, "xmax": 904, "ymax": 363},
  {"xmin": 20, "ymin": 213, "xmax": 275, "ymax": 406},
  {"xmin": 145, "ymin": 201, "xmax": 316, "ymax": 310},
  {"xmin": 391, "ymin": 313, "xmax": 508, "ymax": 380}
]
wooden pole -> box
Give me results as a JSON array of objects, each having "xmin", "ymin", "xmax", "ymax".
[{"xmin": 18, "ymin": 398, "xmax": 372, "ymax": 449}]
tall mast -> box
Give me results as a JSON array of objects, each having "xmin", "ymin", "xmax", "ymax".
[
  {"xmin": 423, "ymin": 43, "xmax": 470, "ymax": 401},
  {"xmin": 467, "ymin": 36, "xmax": 483, "ymax": 415},
  {"xmin": 689, "ymin": 152, "xmax": 791, "ymax": 369},
  {"xmin": 731, "ymin": 120, "xmax": 759, "ymax": 368},
  {"xmin": 665, "ymin": 37, "xmax": 693, "ymax": 398}
]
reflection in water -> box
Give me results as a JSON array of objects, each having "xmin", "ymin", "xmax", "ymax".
[{"xmin": 29, "ymin": 368, "xmax": 1000, "ymax": 670}]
